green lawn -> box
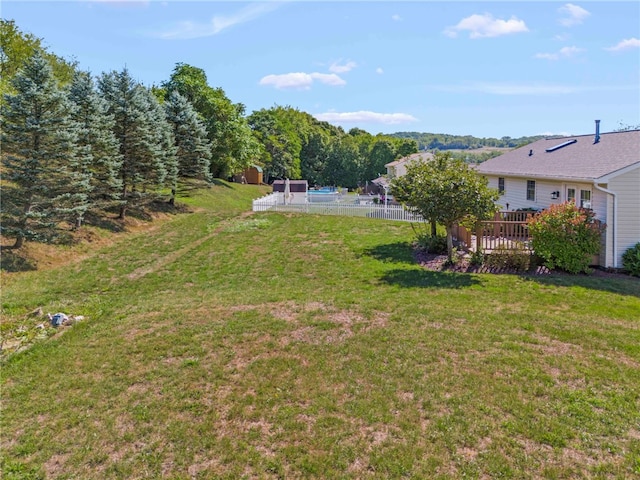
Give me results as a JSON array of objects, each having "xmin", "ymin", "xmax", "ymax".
[{"xmin": 2, "ymin": 182, "xmax": 639, "ymax": 479}]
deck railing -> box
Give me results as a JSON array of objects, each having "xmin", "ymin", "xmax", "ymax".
[{"xmin": 453, "ymin": 211, "xmax": 534, "ymax": 252}]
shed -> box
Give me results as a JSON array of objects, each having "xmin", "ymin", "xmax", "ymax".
[
  {"xmin": 243, "ymin": 165, "xmax": 263, "ymax": 185},
  {"xmin": 272, "ymin": 179, "xmax": 308, "ymax": 205}
]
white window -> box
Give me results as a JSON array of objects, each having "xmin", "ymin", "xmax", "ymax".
[
  {"xmin": 567, "ymin": 188, "xmax": 576, "ymax": 203},
  {"xmin": 526, "ymin": 180, "xmax": 536, "ymax": 201},
  {"xmin": 580, "ymin": 190, "xmax": 592, "ymax": 209}
]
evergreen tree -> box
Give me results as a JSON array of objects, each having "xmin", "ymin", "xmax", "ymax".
[
  {"xmin": 98, "ymin": 68, "xmax": 173, "ymax": 219},
  {"xmin": 1, "ymin": 51, "xmax": 82, "ymax": 247},
  {"xmin": 144, "ymin": 86, "xmax": 178, "ymax": 197},
  {"xmin": 164, "ymin": 91, "xmax": 211, "ymax": 201},
  {"xmin": 67, "ymin": 70, "xmax": 123, "ymax": 225}
]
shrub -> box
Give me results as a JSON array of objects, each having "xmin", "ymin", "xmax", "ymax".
[
  {"xmin": 527, "ymin": 203, "xmax": 604, "ymax": 274},
  {"xmin": 415, "ymin": 233, "xmax": 448, "ymax": 255},
  {"xmin": 485, "ymin": 243, "xmax": 532, "ymax": 271},
  {"xmin": 622, "ymin": 243, "xmax": 640, "ymax": 277},
  {"xmin": 470, "ymin": 250, "xmax": 485, "ymax": 266}
]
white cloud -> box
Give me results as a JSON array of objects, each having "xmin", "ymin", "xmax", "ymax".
[
  {"xmin": 376, "ymin": 67, "xmax": 384, "ymax": 74},
  {"xmin": 314, "ymin": 111, "xmax": 418, "ymax": 125},
  {"xmin": 534, "ymin": 46, "xmax": 584, "ymax": 60},
  {"xmin": 392, "ymin": 14, "xmax": 401, "ymax": 21},
  {"xmin": 558, "ymin": 3, "xmax": 590, "ymax": 27},
  {"xmin": 329, "ymin": 61, "xmax": 357, "ymax": 74},
  {"xmin": 444, "ymin": 13, "xmax": 528, "ymax": 39},
  {"xmin": 310, "ymin": 73, "xmax": 346, "ymax": 86},
  {"xmin": 605, "ymin": 37, "xmax": 640, "ymax": 52},
  {"xmin": 259, "ymin": 72, "xmax": 346, "ymax": 90},
  {"xmin": 153, "ymin": 2, "xmax": 281, "ymax": 39}
]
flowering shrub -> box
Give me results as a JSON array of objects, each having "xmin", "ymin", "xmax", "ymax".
[
  {"xmin": 622, "ymin": 243, "xmax": 640, "ymax": 277},
  {"xmin": 527, "ymin": 203, "xmax": 604, "ymax": 274}
]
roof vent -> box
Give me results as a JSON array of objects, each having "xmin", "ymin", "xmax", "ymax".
[
  {"xmin": 545, "ymin": 139, "xmax": 577, "ymax": 152},
  {"xmin": 528, "ymin": 149, "xmax": 533, "ymax": 156},
  {"xmin": 594, "ymin": 119, "xmax": 600, "ymax": 144}
]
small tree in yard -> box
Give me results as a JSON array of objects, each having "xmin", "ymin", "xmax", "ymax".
[
  {"xmin": 392, "ymin": 151, "xmax": 500, "ymax": 262},
  {"xmin": 527, "ymin": 202, "xmax": 604, "ymax": 274}
]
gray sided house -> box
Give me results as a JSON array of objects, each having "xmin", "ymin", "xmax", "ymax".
[{"xmin": 476, "ymin": 125, "xmax": 640, "ymax": 268}]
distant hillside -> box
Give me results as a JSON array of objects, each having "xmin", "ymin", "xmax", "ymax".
[{"xmin": 390, "ymin": 131, "xmax": 544, "ymax": 151}]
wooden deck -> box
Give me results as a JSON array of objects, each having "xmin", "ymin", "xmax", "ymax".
[{"xmin": 453, "ymin": 211, "xmax": 533, "ymax": 253}]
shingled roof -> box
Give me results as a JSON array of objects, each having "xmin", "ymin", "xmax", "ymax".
[
  {"xmin": 385, "ymin": 151, "xmax": 434, "ymax": 168},
  {"xmin": 476, "ymin": 129, "xmax": 640, "ymax": 181}
]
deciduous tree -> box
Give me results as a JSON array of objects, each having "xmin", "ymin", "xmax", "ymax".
[{"xmin": 392, "ymin": 151, "xmax": 500, "ymax": 261}]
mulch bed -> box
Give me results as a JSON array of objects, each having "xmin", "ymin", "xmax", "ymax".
[{"xmin": 414, "ymin": 249, "xmax": 631, "ymax": 278}]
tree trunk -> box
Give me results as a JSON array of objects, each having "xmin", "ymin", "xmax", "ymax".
[
  {"xmin": 118, "ymin": 183, "xmax": 127, "ymax": 219},
  {"xmin": 431, "ymin": 220, "xmax": 437, "ymax": 238},
  {"xmin": 445, "ymin": 226, "xmax": 454, "ymax": 263},
  {"xmin": 13, "ymin": 234, "xmax": 24, "ymax": 249}
]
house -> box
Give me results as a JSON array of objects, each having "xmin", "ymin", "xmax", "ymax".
[
  {"xmin": 272, "ymin": 179, "xmax": 308, "ymax": 204},
  {"xmin": 385, "ymin": 152, "xmax": 434, "ymax": 180},
  {"xmin": 365, "ymin": 151, "xmax": 435, "ymax": 196},
  {"xmin": 475, "ymin": 123, "xmax": 640, "ymax": 268}
]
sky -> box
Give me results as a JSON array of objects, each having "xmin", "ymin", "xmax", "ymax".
[{"xmin": 4, "ymin": 0, "xmax": 640, "ymax": 138}]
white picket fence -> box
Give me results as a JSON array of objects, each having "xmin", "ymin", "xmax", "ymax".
[{"xmin": 252, "ymin": 193, "xmax": 424, "ymax": 223}]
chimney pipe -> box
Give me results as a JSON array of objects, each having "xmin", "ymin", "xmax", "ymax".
[{"xmin": 594, "ymin": 119, "xmax": 600, "ymax": 144}]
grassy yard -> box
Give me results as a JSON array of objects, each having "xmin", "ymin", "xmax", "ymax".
[{"xmin": 2, "ymin": 182, "xmax": 639, "ymax": 479}]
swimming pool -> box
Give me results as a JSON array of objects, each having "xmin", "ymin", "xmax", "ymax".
[{"xmin": 308, "ymin": 187, "xmax": 343, "ymax": 203}]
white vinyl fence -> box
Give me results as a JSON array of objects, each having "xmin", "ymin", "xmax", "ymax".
[{"xmin": 252, "ymin": 193, "xmax": 424, "ymax": 223}]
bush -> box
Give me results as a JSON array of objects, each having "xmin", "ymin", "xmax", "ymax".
[
  {"xmin": 527, "ymin": 203, "xmax": 604, "ymax": 274},
  {"xmin": 485, "ymin": 244, "xmax": 532, "ymax": 271},
  {"xmin": 415, "ymin": 233, "xmax": 448, "ymax": 255},
  {"xmin": 622, "ymin": 243, "xmax": 640, "ymax": 277}
]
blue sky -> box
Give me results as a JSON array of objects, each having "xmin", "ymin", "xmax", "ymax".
[{"xmin": 4, "ymin": 1, "xmax": 639, "ymax": 138}]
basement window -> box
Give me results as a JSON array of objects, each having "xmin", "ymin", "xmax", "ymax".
[{"xmin": 526, "ymin": 180, "xmax": 536, "ymax": 201}]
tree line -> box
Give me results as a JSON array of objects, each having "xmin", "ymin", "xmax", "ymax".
[
  {"xmin": 1, "ymin": 20, "xmax": 421, "ymax": 248},
  {"xmin": 390, "ymin": 131, "xmax": 544, "ymax": 151}
]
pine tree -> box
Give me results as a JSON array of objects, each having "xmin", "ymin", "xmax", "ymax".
[
  {"xmin": 1, "ymin": 51, "xmax": 81, "ymax": 248},
  {"xmin": 67, "ymin": 70, "xmax": 123, "ymax": 225},
  {"xmin": 145, "ymin": 88, "xmax": 177, "ymax": 200},
  {"xmin": 164, "ymin": 91, "xmax": 211, "ymax": 201},
  {"xmin": 98, "ymin": 68, "xmax": 173, "ymax": 219}
]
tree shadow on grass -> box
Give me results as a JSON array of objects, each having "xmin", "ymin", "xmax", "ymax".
[
  {"xmin": 211, "ymin": 179, "xmax": 234, "ymax": 189},
  {"xmin": 363, "ymin": 241, "xmax": 417, "ymax": 264},
  {"xmin": 0, "ymin": 247, "xmax": 37, "ymax": 272},
  {"xmin": 365, "ymin": 242, "xmax": 482, "ymax": 289},
  {"xmin": 380, "ymin": 268, "xmax": 482, "ymax": 289}
]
